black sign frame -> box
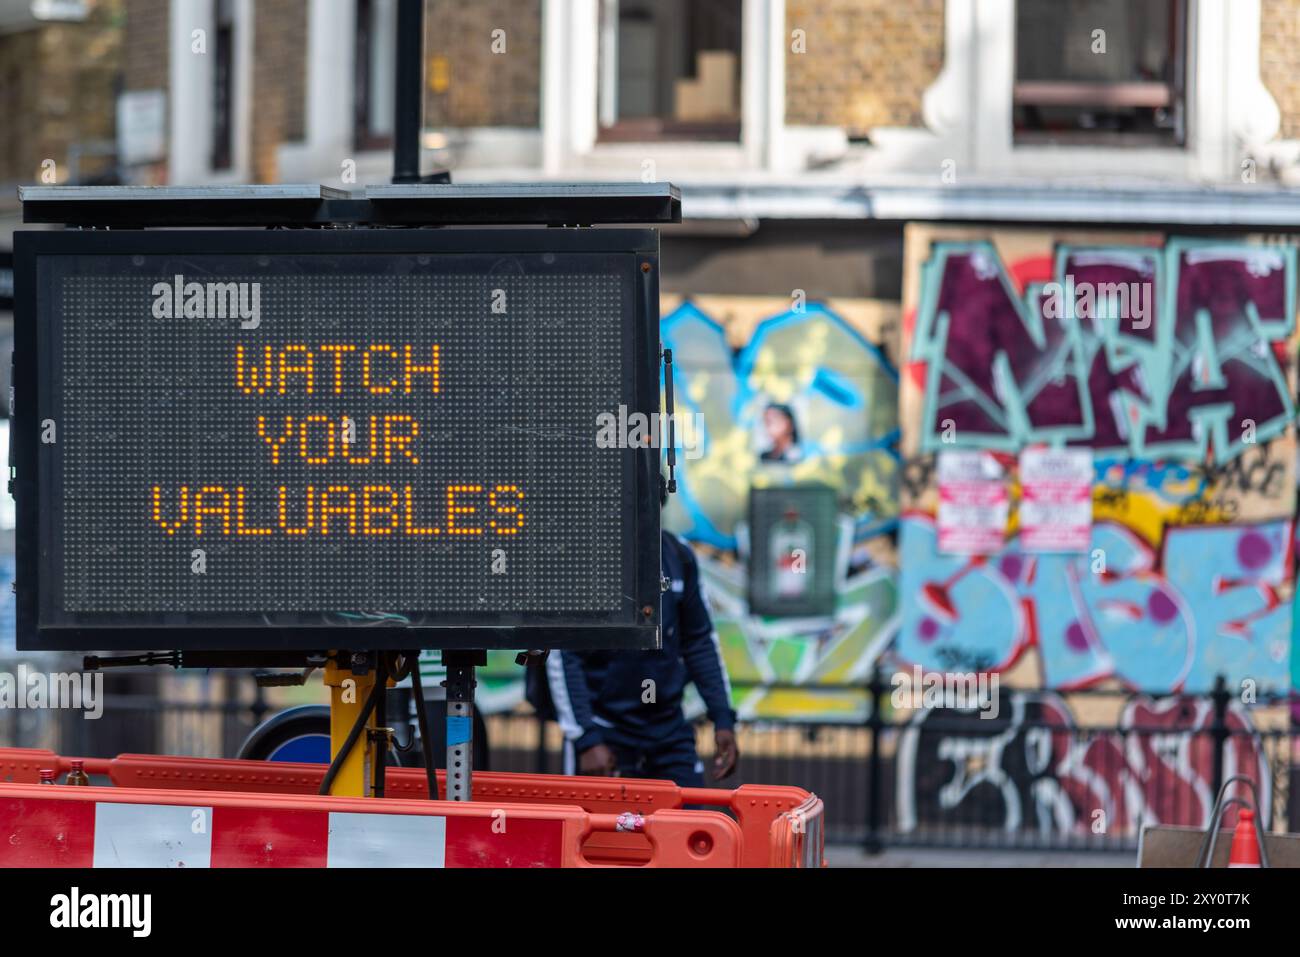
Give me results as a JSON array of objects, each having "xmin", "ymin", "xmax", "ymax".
[{"xmin": 13, "ymin": 228, "xmax": 662, "ymax": 652}]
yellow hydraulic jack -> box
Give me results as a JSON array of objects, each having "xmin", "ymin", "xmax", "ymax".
[{"xmin": 323, "ymin": 652, "xmax": 392, "ymax": 798}]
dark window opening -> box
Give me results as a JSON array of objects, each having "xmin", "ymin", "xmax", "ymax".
[
  {"xmin": 211, "ymin": 0, "xmax": 235, "ymax": 170},
  {"xmin": 1014, "ymin": 0, "xmax": 1187, "ymax": 146},
  {"xmin": 600, "ymin": 0, "xmax": 743, "ymax": 143},
  {"xmin": 355, "ymin": 0, "xmax": 396, "ymax": 151}
]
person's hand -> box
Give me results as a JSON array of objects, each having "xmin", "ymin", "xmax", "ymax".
[
  {"xmin": 713, "ymin": 729, "xmax": 739, "ymax": 780},
  {"xmin": 579, "ymin": 743, "xmax": 618, "ymax": 776}
]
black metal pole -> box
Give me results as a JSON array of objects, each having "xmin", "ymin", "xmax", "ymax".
[
  {"xmin": 393, "ymin": 0, "xmax": 425, "ymax": 184},
  {"xmin": 410, "ymin": 665, "xmax": 440, "ymax": 800},
  {"xmin": 374, "ymin": 653, "xmax": 387, "ymax": 798},
  {"xmin": 1210, "ymin": 673, "xmax": 1229, "ymax": 805},
  {"xmin": 535, "ymin": 714, "xmax": 548, "ymax": 774},
  {"xmin": 249, "ymin": 675, "xmax": 269, "ymax": 728},
  {"xmin": 865, "ymin": 665, "xmax": 885, "ymax": 854}
]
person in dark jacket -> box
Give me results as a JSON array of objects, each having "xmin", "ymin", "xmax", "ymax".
[{"xmin": 547, "ymin": 530, "xmax": 739, "ymax": 787}]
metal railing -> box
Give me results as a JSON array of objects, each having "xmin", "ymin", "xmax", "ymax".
[
  {"xmin": 484, "ymin": 672, "xmax": 1298, "ymax": 853},
  {"xmin": 0, "ymin": 658, "xmax": 268, "ymax": 763}
]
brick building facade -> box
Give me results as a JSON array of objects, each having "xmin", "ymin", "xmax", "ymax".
[
  {"xmin": 123, "ymin": 0, "xmax": 167, "ymax": 92},
  {"xmin": 424, "ymin": 0, "xmax": 541, "ymax": 129},
  {"xmin": 6, "ymin": 1, "xmax": 1300, "ymax": 190},
  {"xmin": 250, "ymin": 0, "xmax": 306, "ymax": 182},
  {"xmin": 784, "ymin": 0, "xmax": 943, "ymax": 136},
  {"xmin": 1261, "ymin": 0, "xmax": 1300, "ymax": 140},
  {"xmin": 0, "ymin": 0, "xmax": 122, "ymax": 186}
]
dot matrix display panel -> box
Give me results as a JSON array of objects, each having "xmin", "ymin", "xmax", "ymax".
[{"xmin": 15, "ymin": 230, "xmax": 661, "ymax": 651}]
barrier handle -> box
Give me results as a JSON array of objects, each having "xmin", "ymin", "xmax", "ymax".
[
  {"xmin": 585, "ymin": 810, "xmax": 742, "ymax": 867},
  {"xmin": 679, "ymin": 787, "xmax": 734, "ymax": 805},
  {"xmin": 0, "ymin": 749, "xmax": 112, "ymax": 783},
  {"xmin": 74, "ymin": 758, "xmax": 113, "ymax": 777}
]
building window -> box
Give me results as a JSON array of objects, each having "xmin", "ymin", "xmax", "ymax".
[
  {"xmin": 211, "ymin": 0, "xmax": 236, "ymax": 170},
  {"xmin": 598, "ymin": 0, "xmax": 742, "ymax": 142},
  {"xmin": 1014, "ymin": 0, "xmax": 1187, "ymax": 146},
  {"xmin": 355, "ymin": 0, "xmax": 397, "ymax": 150}
]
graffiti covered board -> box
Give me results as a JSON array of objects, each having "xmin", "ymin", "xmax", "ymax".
[
  {"xmin": 660, "ymin": 294, "xmax": 902, "ymax": 721},
  {"xmin": 898, "ymin": 225, "xmax": 1297, "ymax": 694}
]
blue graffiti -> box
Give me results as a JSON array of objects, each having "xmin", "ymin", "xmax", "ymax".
[
  {"xmin": 896, "ymin": 515, "xmax": 1291, "ymax": 693},
  {"xmin": 662, "ymin": 301, "xmax": 899, "ymax": 550}
]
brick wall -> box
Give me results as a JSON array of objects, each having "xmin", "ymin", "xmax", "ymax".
[
  {"xmin": 1261, "ymin": 0, "xmax": 1300, "ymax": 140},
  {"xmin": 423, "ymin": 0, "xmax": 542, "ymax": 128},
  {"xmin": 0, "ymin": 30, "xmax": 41, "ymax": 183},
  {"xmin": 123, "ymin": 0, "xmax": 167, "ymax": 92},
  {"xmin": 0, "ymin": 0, "xmax": 123, "ymax": 185},
  {"xmin": 119, "ymin": 0, "xmax": 167, "ymax": 183},
  {"xmin": 785, "ymin": 0, "xmax": 943, "ymax": 136},
  {"xmin": 252, "ymin": 0, "xmax": 308, "ymax": 183}
]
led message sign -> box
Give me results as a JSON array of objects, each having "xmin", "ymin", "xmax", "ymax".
[{"xmin": 14, "ymin": 230, "xmax": 661, "ymax": 650}]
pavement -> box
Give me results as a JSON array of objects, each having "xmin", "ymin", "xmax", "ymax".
[{"xmin": 827, "ymin": 845, "xmax": 1136, "ymax": 868}]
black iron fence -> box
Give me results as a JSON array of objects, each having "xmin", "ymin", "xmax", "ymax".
[
  {"xmin": 486, "ymin": 671, "xmax": 1299, "ymax": 852},
  {"xmin": 0, "ymin": 660, "xmax": 268, "ymax": 763},
  {"xmin": 2, "ymin": 660, "xmax": 1295, "ymax": 853}
]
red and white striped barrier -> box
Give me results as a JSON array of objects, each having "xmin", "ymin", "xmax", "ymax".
[{"xmin": 0, "ymin": 787, "xmax": 568, "ymax": 868}]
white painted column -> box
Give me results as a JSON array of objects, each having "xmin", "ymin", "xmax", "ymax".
[
  {"xmin": 598, "ymin": 0, "xmax": 619, "ymax": 129},
  {"xmin": 542, "ymin": 0, "xmax": 598, "ymax": 175},
  {"xmin": 1207, "ymin": 0, "xmax": 1279, "ymax": 181},
  {"xmin": 305, "ymin": 0, "xmax": 358, "ymax": 165},
  {"xmin": 970, "ymin": 0, "xmax": 1014, "ymax": 176},
  {"xmin": 168, "ymin": 0, "xmax": 213, "ymax": 184},
  {"xmin": 167, "ymin": 0, "xmax": 253, "ymax": 183},
  {"xmin": 540, "ymin": 0, "xmax": 567, "ymax": 174},
  {"xmin": 233, "ymin": 0, "xmax": 253, "ymax": 179},
  {"xmin": 742, "ymin": 0, "xmax": 785, "ymax": 170},
  {"xmin": 921, "ymin": 0, "xmax": 977, "ymax": 168}
]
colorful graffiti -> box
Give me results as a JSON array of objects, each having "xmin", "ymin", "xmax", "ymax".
[
  {"xmin": 661, "ymin": 299, "xmax": 900, "ymax": 553},
  {"xmin": 662, "ymin": 296, "xmax": 902, "ymax": 720},
  {"xmin": 910, "ymin": 240, "xmax": 1296, "ymax": 462},
  {"xmin": 897, "ymin": 514, "xmax": 1292, "ymax": 692},
  {"xmin": 899, "ymin": 227, "xmax": 1298, "ymax": 696},
  {"xmin": 896, "ymin": 690, "xmax": 1270, "ymax": 836}
]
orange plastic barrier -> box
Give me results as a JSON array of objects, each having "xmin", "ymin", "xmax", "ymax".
[
  {"xmin": 0, "ymin": 748, "xmax": 823, "ymax": 868},
  {"xmin": 769, "ymin": 793, "xmax": 826, "ymax": 868}
]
